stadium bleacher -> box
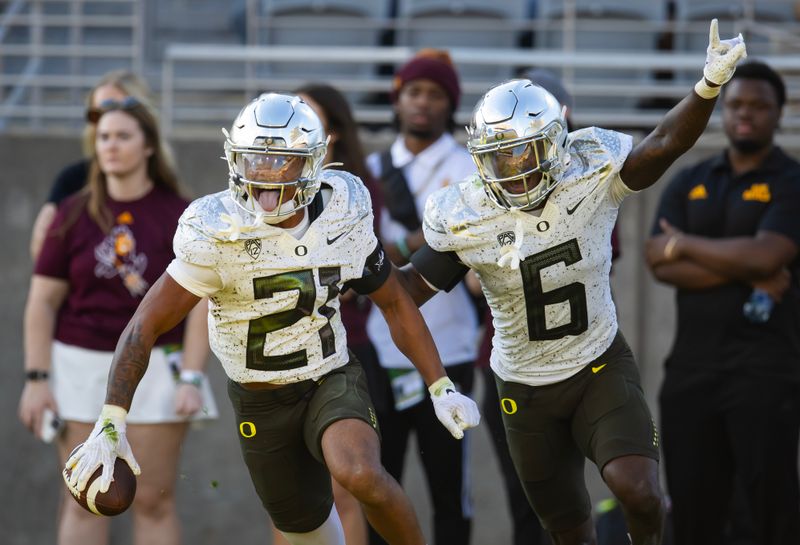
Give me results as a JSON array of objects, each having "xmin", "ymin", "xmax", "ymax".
[{"xmin": 0, "ymin": 0, "xmax": 798, "ymax": 136}]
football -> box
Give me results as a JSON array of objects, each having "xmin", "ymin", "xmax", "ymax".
[{"xmin": 62, "ymin": 453, "xmax": 137, "ymax": 516}]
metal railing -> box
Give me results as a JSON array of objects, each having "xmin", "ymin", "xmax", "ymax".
[
  {"xmin": 160, "ymin": 43, "xmax": 800, "ymax": 138},
  {"xmin": 0, "ymin": 0, "xmax": 143, "ymax": 131},
  {"xmin": 1, "ymin": 0, "xmax": 800, "ymax": 135}
]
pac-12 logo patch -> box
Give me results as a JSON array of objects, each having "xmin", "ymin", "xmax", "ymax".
[
  {"xmin": 497, "ymin": 231, "xmax": 516, "ymax": 247},
  {"xmin": 244, "ymin": 239, "xmax": 261, "ymax": 260}
]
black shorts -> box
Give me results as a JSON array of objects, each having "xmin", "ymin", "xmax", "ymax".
[
  {"xmin": 227, "ymin": 357, "xmax": 379, "ymax": 533},
  {"xmin": 494, "ymin": 331, "xmax": 659, "ymax": 532}
]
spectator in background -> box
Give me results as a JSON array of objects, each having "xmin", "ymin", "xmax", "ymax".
[
  {"xmin": 646, "ymin": 60, "xmax": 800, "ymax": 545},
  {"xmin": 365, "ymin": 49, "xmax": 479, "ymax": 545},
  {"xmin": 18, "ymin": 96, "xmax": 216, "ymax": 545},
  {"xmin": 265, "ymin": 82, "xmax": 383, "ymax": 545},
  {"xmin": 29, "ymin": 70, "xmax": 160, "ymax": 260}
]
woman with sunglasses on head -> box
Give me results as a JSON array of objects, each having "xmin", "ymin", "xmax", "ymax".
[
  {"xmin": 29, "ymin": 70, "xmax": 161, "ymax": 260},
  {"xmin": 18, "ymin": 95, "xmax": 217, "ymax": 545}
]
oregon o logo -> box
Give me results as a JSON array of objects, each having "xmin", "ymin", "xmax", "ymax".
[
  {"xmin": 239, "ymin": 421, "xmax": 256, "ymax": 438},
  {"xmin": 500, "ymin": 398, "xmax": 518, "ymax": 415},
  {"xmin": 536, "ymin": 221, "xmax": 550, "ymax": 233},
  {"xmin": 295, "ymin": 245, "xmax": 308, "ymax": 256}
]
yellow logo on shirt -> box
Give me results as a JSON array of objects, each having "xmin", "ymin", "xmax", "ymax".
[
  {"xmin": 688, "ymin": 184, "xmax": 708, "ymax": 200},
  {"xmin": 742, "ymin": 183, "xmax": 771, "ymax": 202}
]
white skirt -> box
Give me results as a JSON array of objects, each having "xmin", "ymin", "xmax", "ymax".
[{"xmin": 51, "ymin": 340, "xmax": 219, "ymax": 424}]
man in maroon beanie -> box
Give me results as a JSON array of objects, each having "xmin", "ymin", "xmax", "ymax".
[{"xmin": 364, "ymin": 49, "xmax": 479, "ymax": 545}]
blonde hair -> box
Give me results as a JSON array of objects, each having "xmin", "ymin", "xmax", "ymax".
[{"xmin": 81, "ymin": 70, "xmax": 156, "ymax": 156}]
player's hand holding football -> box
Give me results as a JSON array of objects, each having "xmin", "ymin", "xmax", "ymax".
[
  {"xmin": 65, "ymin": 404, "xmax": 141, "ymax": 493},
  {"xmin": 429, "ymin": 377, "xmax": 481, "ymax": 440},
  {"xmin": 698, "ymin": 19, "xmax": 747, "ymax": 92}
]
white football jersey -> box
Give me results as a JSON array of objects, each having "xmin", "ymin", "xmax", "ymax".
[
  {"xmin": 171, "ymin": 170, "xmax": 384, "ymax": 384},
  {"xmin": 423, "ymin": 128, "xmax": 635, "ymax": 386}
]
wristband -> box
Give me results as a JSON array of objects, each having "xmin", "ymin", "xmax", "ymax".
[
  {"xmin": 428, "ymin": 376, "xmax": 456, "ymax": 398},
  {"xmin": 179, "ymin": 369, "xmax": 204, "ymax": 388},
  {"xmin": 25, "ymin": 369, "xmax": 50, "ymax": 381},
  {"xmin": 395, "ymin": 236, "xmax": 412, "ymax": 259},
  {"xmin": 694, "ymin": 78, "xmax": 721, "ymax": 100}
]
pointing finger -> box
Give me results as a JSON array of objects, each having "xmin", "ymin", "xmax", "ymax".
[{"xmin": 709, "ymin": 18, "xmax": 720, "ymax": 48}]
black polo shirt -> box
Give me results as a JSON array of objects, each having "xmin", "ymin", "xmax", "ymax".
[{"xmin": 652, "ymin": 146, "xmax": 800, "ymax": 379}]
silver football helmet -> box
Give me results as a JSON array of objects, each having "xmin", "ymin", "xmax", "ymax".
[
  {"xmin": 467, "ymin": 79, "xmax": 569, "ymax": 211},
  {"xmin": 224, "ymin": 93, "xmax": 327, "ymax": 222}
]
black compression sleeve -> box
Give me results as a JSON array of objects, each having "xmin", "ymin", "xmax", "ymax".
[
  {"xmin": 345, "ymin": 242, "xmax": 391, "ymax": 295},
  {"xmin": 410, "ymin": 243, "xmax": 468, "ymax": 292}
]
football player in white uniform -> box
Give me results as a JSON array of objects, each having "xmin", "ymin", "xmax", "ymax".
[
  {"xmin": 397, "ymin": 20, "xmax": 746, "ymax": 545},
  {"xmin": 64, "ymin": 93, "xmax": 480, "ymax": 545}
]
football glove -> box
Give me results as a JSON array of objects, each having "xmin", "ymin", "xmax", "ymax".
[
  {"xmin": 429, "ymin": 377, "xmax": 481, "ymax": 440},
  {"xmin": 703, "ymin": 18, "xmax": 747, "ymax": 86},
  {"xmin": 64, "ymin": 404, "xmax": 141, "ymax": 493}
]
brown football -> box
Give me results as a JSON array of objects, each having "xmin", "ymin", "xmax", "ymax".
[{"xmin": 63, "ymin": 454, "xmax": 137, "ymax": 516}]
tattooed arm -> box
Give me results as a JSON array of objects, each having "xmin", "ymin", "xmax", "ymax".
[{"xmin": 106, "ymin": 273, "xmax": 201, "ymax": 409}]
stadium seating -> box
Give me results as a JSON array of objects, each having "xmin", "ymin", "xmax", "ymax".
[
  {"xmin": 534, "ymin": 0, "xmax": 667, "ymax": 110},
  {"xmin": 395, "ymin": 0, "xmax": 528, "ymax": 94}
]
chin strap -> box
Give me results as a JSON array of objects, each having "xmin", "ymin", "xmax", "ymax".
[{"xmin": 497, "ymin": 213, "xmax": 525, "ymax": 270}]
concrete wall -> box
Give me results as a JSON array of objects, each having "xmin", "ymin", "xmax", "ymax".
[{"xmin": 2, "ymin": 131, "xmax": 795, "ymax": 544}]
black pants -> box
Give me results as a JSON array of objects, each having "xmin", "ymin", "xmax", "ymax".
[
  {"xmin": 659, "ymin": 368, "xmax": 800, "ymax": 545},
  {"xmin": 363, "ymin": 344, "xmax": 474, "ymax": 545},
  {"xmin": 482, "ymin": 367, "xmax": 548, "ymax": 545}
]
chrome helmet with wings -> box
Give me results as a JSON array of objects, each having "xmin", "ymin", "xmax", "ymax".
[
  {"xmin": 224, "ymin": 93, "xmax": 327, "ymax": 223},
  {"xmin": 467, "ymin": 79, "xmax": 569, "ymax": 211}
]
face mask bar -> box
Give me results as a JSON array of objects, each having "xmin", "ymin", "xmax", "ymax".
[
  {"xmin": 469, "ymin": 119, "xmax": 566, "ymax": 211},
  {"xmin": 223, "ymin": 128, "xmax": 327, "ymax": 220}
]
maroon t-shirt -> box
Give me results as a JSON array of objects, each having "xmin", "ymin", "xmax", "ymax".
[{"xmin": 35, "ymin": 186, "xmax": 189, "ymax": 351}]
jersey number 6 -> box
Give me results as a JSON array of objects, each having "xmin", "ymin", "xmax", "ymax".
[
  {"xmin": 246, "ymin": 267, "xmax": 341, "ymax": 371},
  {"xmin": 519, "ymin": 239, "xmax": 588, "ymax": 341}
]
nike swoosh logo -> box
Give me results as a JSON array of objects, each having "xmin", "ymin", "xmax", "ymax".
[
  {"xmin": 327, "ymin": 225, "xmax": 359, "ymax": 245},
  {"xmin": 591, "ymin": 364, "xmax": 607, "ymax": 374},
  {"xmin": 326, "ymin": 232, "xmax": 346, "ymax": 245},
  {"xmin": 566, "ymin": 195, "xmax": 588, "ymax": 215}
]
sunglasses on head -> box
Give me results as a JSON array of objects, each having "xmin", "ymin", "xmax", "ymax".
[{"xmin": 86, "ymin": 96, "xmax": 141, "ymax": 124}]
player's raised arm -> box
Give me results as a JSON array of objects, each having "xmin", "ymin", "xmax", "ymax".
[
  {"xmin": 368, "ymin": 265, "xmax": 480, "ymax": 439},
  {"xmin": 621, "ymin": 19, "xmax": 747, "ymax": 191},
  {"xmin": 64, "ymin": 273, "xmax": 200, "ymax": 493}
]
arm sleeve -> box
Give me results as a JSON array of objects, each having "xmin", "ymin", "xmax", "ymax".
[
  {"xmin": 166, "ymin": 258, "xmax": 223, "ymax": 298},
  {"xmin": 410, "ymin": 243, "xmax": 469, "ymax": 292},
  {"xmin": 651, "ymin": 170, "xmax": 690, "ymax": 235},
  {"xmin": 344, "ymin": 241, "xmax": 392, "ymax": 295}
]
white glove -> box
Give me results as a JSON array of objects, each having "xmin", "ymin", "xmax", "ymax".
[
  {"xmin": 64, "ymin": 404, "xmax": 141, "ymax": 493},
  {"xmin": 703, "ymin": 18, "xmax": 747, "ymax": 86},
  {"xmin": 429, "ymin": 377, "xmax": 481, "ymax": 440}
]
